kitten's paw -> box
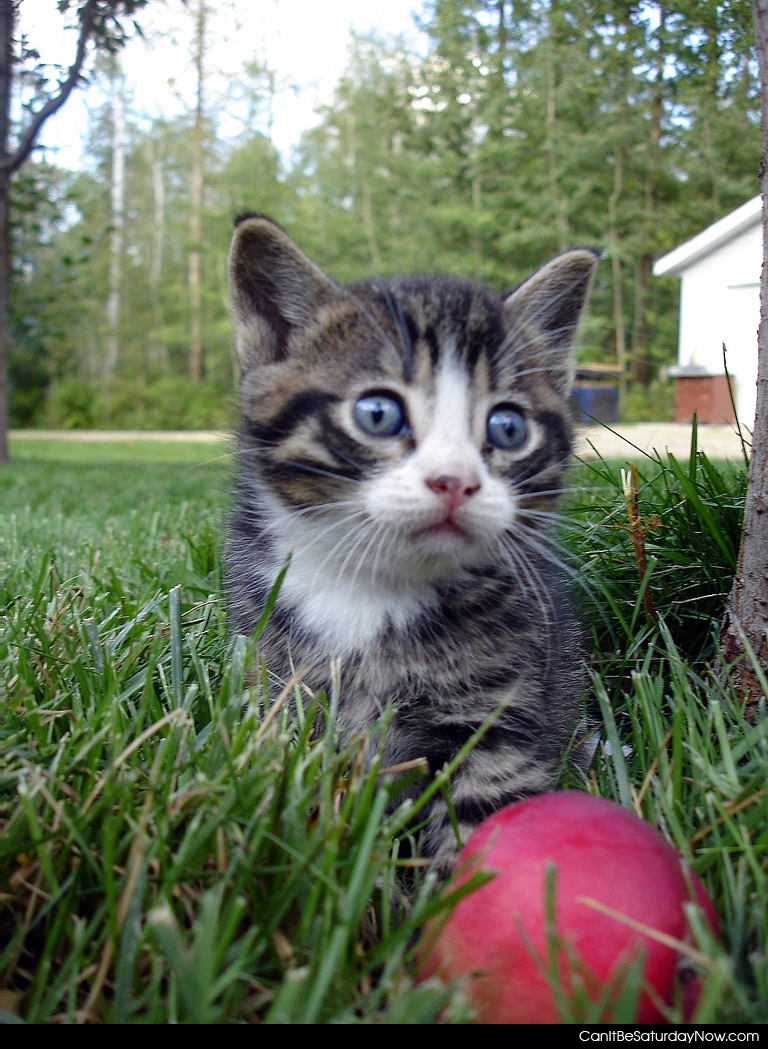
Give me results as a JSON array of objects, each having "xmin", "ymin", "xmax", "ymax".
[{"xmin": 427, "ymin": 845, "xmax": 460, "ymax": 881}]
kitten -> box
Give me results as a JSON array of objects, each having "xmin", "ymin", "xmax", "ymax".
[{"xmin": 226, "ymin": 215, "xmax": 598, "ymax": 873}]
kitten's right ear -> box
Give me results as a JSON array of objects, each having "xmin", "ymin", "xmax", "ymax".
[
  {"xmin": 496, "ymin": 248, "xmax": 599, "ymax": 399},
  {"xmin": 228, "ymin": 216, "xmax": 338, "ymax": 368}
]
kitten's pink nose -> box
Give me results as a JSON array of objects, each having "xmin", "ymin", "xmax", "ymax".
[{"xmin": 426, "ymin": 471, "xmax": 481, "ymax": 512}]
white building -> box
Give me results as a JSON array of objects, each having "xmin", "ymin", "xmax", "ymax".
[{"xmin": 652, "ymin": 195, "xmax": 762, "ymax": 429}]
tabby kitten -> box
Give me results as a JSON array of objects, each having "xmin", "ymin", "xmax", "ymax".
[{"xmin": 226, "ymin": 215, "xmax": 597, "ymax": 872}]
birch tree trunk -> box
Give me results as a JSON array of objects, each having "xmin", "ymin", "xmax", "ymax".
[
  {"xmin": 188, "ymin": 0, "xmax": 206, "ymax": 383},
  {"xmin": 104, "ymin": 67, "xmax": 126, "ymax": 379},
  {"xmin": 148, "ymin": 141, "xmax": 168, "ymax": 370},
  {"xmin": 150, "ymin": 152, "xmax": 165, "ymax": 302},
  {"xmin": 719, "ymin": 0, "xmax": 768, "ymax": 697}
]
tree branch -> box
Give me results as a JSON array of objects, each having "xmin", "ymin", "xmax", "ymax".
[{"xmin": 0, "ymin": 0, "xmax": 98, "ymax": 175}]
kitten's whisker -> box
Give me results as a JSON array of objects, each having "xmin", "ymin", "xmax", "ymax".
[
  {"xmin": 239, "ymin": 501, "xmax": 364, "ymax": 547},
  {"xmin": 278, "ymin": 458, "xmax": 362, "ymax": 483},
  {"xmin": 306, "ymin": 517, "xmax": 374, "ymax": 585},
  {"xmin": 515, "ymin": 509, "xmax": 605, "ymax": 541},
  {"xmin": 369, "ymin": 522, "xmax": 403, "ymax": 593},
  {"xmin": 258, "ymin": 505, "xmax": 375, "ymax": 586},
  {"xmin": 347, "ymin": 519, "xmax": 392, "ymax": 597},
  {"xmin": 332, "ymin": 518, "xmax": 381, "ymax": 587},
  {"xmin": 496, "ymin": 537, "xmax": 559, "ymax": 657},
  {"xmin": 509, "ymin": 521, "xmax": 607, "ymax": 616},
  {"xmin": 300, "ymin": 506, "xmax": 381, "ymax": 592}
]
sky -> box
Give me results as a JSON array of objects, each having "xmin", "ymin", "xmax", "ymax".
[{"xmin": 18, "ymin": 0, "xmax": 427, "ymax": 168}]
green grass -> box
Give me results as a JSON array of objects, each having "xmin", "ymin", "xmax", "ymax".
[
  {"xmin": 1, "ymin": 434, "xmax": 767, "ymax": 1023},
  {"xmin": 8, "ymin": 434, "xmax": 228, "ymax": 465}
]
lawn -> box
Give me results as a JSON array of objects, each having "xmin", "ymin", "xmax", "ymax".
[{"xmin": 0, "ymin": 432, "xmax": 766, "ymax": 1023}]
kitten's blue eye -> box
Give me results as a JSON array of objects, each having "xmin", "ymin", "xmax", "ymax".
[
  {"xmin": 354, "ymin": 394, "xmax": 406, "ymax": 437},
  {"xmin": 487, "ymin": 407, "xmax": 528, "ymax": 450}
]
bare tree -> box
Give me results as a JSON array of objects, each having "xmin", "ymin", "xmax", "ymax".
[
  {"xmin": 719, "ymin": 0, "xmax": 768, "ymax": 695},
  {"xmin": 0, "ymin": 0, "xmax": 150, "ymax": 465}
]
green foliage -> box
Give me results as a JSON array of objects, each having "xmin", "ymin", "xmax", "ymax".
[
  {"xmin": 564, "ymin": 428, "xmax": 764, "ymax": 1022},
  {"xmin": 582, "ymin": 630, "xmax": 768, "ymax": 1025},
  {"xmin": 621, "ymin": 379, "xmax": 676, "ymax": 424},
  {"xmin": 43, "ymin": 375, "xmax": 235, "ymax": 431},
  {"xmin": 8, "ymin": 1, "xmax": 756, "ymax": 425},
  {"xmin": 45, "ymin": 377, "xmax": 102, "ymax": 429},
  {"xmin": 0, "ymin": 585, "xmax": 446, "ymax": 1022},
  {"xmin": 102, "ymin": 375, "xmax": 235, "ymax": 431},
  {"xmin": 286, "ymin": 1, "xmax": 757, "ymax": 388},
  {"xmin": 8, "ymin": 162, "xmax": 82, "ymax": 425},
  {"xmin": 566, "ymin": 429, "xmax": 748, "ymax": 669}
]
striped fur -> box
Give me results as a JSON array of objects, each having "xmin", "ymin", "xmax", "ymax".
[{"xmin": 227, "ymin": 215, "xmax": 598, "ymax": 872}]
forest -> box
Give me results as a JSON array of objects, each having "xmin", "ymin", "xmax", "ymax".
[{"xmin": 6, "ymin": 0, "xmax": 760, "ymax": 431}]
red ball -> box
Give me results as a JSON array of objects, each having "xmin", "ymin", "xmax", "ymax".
[{"xmin": 416, "ymin": 793, "xmax": 718, "ymax": 1023}]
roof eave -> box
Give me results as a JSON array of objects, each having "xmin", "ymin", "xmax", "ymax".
[{"xmin": 652, "ymin": 195, "xmax": 762, "ymax": 277}]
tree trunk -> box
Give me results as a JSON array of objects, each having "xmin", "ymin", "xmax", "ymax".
[
  {"xmin": 719, "ymin": 0, "xmax": 768, "ymax": 697},
  {"xmin": 630, "ymin": 7, "xmax": 666, "ymax": 389},
  {"xmin": 608, "ymin": 142, "xmax": 627, "ymax": 416},
  {"xmin": 0, "ymin": 0, "xmax": 13, "ymax": 465},
  {"xmin": 148, "ymin": 142, "xmax": 168, "ymax": 370},
  {"xmin": 105, "ymin": 66, "xmax": 126, "ymax": 380},
  {"xmin": 150, "ymin": 151, "xmax": 165, "ymax": 301},
  {"xmin": 630, "ymin": 255, "xmax": 652, "ymax": 386},
  {"xmin": 188, "ymin": 0, "xmax": 206, "ymax": 383},
  {"xmin": 544, "ymin": 25, "xmax": 569, "ymax": 255},
  {"xmin": 0, "ymin": 170, "xmax": 9, "ymax": 465}
]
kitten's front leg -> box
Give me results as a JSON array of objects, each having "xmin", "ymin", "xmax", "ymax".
[{"xmin": 421, "ymin": 733, "xmax": 559, "ymax": 877}]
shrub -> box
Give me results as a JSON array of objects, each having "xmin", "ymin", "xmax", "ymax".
[{"xmin": 45, "ymin": 377, "xmax": 102, "ymax": 429}]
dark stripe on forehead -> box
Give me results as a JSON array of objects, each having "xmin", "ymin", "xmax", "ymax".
[
  {"xmin": 377, "ymin": 280, "xmax": 415, "ymax": 377},
  {"xmin": 366, "ymin": 275, "xmax": 509, "ymax": 381},
  {"xmin": 463, "ymin": 298, "xmax": 506, "ymax": 376},
  {"xmin": 420, "ymin": 322, "xmax": 441, "ymax": 369}
]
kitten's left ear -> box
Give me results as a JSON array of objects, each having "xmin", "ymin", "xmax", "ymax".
[{"xmin": 502, "ymin": 249, "xmax": 599, "ymax": 397}]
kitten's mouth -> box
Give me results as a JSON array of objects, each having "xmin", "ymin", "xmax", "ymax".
[{"xmin": 417, "ymin": 517, "xmax": 469, "ymax": 539}]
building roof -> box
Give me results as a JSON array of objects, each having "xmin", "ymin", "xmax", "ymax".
[{"xmin": 652, "ymin": 195, "xmax": 762, "ymax": 277}]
